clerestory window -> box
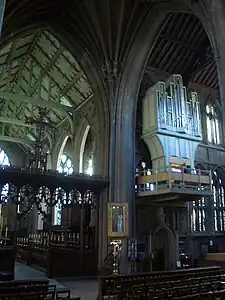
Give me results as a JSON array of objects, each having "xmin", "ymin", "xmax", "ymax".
[{"xmin": 206, "ymin": 105, "xmax": 221, "ymax": 145}]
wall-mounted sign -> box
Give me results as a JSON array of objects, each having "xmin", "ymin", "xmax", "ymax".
[{"xmin": 107, "ymin": 203, "xmax": 128, "ymax": 238}]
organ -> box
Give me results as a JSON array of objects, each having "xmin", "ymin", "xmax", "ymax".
[{"xmin": 137, "ymin": 74, "xmax": 212, "ymax": 202}]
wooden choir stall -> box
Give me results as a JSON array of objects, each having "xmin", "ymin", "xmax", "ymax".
[{"xmin": 0, "ymin": 167, "xmax": 109, "ymax": 278}]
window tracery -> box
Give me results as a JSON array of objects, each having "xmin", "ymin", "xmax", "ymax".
[
  {"xmin": 86, "ymin": 156, "xmax": 93, "ymax": 176},
  {"xmin": 206, "ymin": 104, "xmax": 221, "ymax": 145},
  {"xmin": 191, "ymin": 197, "xmax": 207, "ymax": 232},
  {"xmin": 190, "ymin": 164, "xmax": 207, "ymax": 232},
  {"xmin": 190, "ymin": 169, "xmax": 225, "ymax": 233},
  {"xmin": 0, "ymin": 148, "xmax": 10, "ymax": 167},
  {"xmin": 55, "ymin": 154, "xmax": 74, "ymax": 225},
  {"xmin": 212, "ymin": 171, "xmax": 225, "ymax": 232},
  {"xmin": 57, "ymin": 154, "xmax": 73, "ymax": 175},
  {"xmin": 0, "ymin": 148, "xmax": 10, "ymax": 203}
]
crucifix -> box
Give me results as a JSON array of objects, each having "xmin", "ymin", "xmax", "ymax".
[{"xmin": 25, "ymin": 107, "xmax": 55, "ymax": 170}]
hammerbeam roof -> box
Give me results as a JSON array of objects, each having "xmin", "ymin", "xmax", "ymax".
[{"xmin": 0, "ymin": 30, "xmax": 93, "ymax": 150}]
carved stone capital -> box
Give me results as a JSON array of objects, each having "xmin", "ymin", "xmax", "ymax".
[{"xmin": 101, "ymin": 60, "xmax": 121, "ymax": 81}]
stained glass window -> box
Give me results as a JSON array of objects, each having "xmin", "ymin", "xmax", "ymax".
[
  {"xmin": 57, "ymin": 154, "xmax": 73, "ymax": 175},
  {"xmin": 212, "ymin": 171, "xmax": 225, "ymax": 232},
  {"xmin": 190, "ymin": 164, "xmax": 207, "ymax": 232},
  {"xmin": 0, "ymin": 148, "xmax": 10, "ymax": 208},
  {"xmin": 55, "ymin": 154, "xmax": 74, "ymax": 225},
  {"xmin": 86, "ymin": 156, "xmax": 93, "ymax": 176},
  {"xmin": 206, "ymin": 105, "xmax": 221, "ymax": 144},
  {"xmin": 191, "ymin": 197, "xmax": 207, "ymax": 232},
  {"xmin": 0, "ymin": 148, "xmax": 10, "ymax": 167}
]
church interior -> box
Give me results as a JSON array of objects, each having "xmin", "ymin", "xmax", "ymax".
[{"xmin": 1, "ymin": 0, "xmax": 225, "ymax": 299}]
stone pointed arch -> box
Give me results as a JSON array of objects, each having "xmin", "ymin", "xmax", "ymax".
[
  {"xmin": 0, "ymin": 22, "xmax": 110, "ymax": 179},
  {"xmin": 111, "ymin": 1, "xmax": 217, "ymax": 204},
  {"xmin": 51, "ymin": 131, "xmax": 69, "ymax": 170},
  {"xmin": 79, "ymin": 123, "xmax": 90, "ymax": 173}
]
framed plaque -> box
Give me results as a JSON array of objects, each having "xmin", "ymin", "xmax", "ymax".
[{"xmin": 107, "ymin": 203, "xmax": 128, "ymax": 238}]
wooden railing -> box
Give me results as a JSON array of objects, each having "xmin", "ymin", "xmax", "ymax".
[{"xmin": 136, "ymin": 166, "xmax": 212, "ymax": 197}]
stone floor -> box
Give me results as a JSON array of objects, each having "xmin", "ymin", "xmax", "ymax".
[{"xmin": 15, "ymin": 262, "xmax": 98, "ymax": 300}]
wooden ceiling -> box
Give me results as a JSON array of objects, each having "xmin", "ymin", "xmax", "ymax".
[
  {"xmin": 0, "ymin": 1, "xmax": 219, "ymax": 154},
  {"xmin": 147, "ymin": 13, "xmax": 218, "ymax": 89},
  {"xmin": 0, "ymin": 29, "xmax": 93, "ymax": 151}
]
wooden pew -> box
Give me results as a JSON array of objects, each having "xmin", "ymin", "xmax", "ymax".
[
  {"xmin": 0, "ymin": 279, "xmax": 79, "ymax": 300},
  {"xmin": 98, "ymin": 266, "xmax": 225, "ymax": 300},
  {"xmin": 0, "ymin": 247, "xmax": 16, "ymax": 281},
  {"xmin": 0, "ymin": 290, "xmax": 55, "ymax": 299}
]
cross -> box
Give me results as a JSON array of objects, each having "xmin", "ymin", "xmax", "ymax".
[{"xmin": 25, "ymin": 107, "xmax": 56, "ymax": 169}]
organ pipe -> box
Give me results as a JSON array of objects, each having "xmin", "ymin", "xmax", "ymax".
[{"xmin": 156, "ymin": 75, "xmax": 202, "ymax": 138}]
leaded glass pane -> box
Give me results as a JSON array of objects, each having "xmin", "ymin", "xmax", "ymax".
[
  {"xmin": 212, "ymin": 171, "xmax": 225, "ymax": 232},
  {"xmin": 55, "ymin": 154, "xmax": 74, "ymax": 225},
  {"xmin": 191, "ymin": 209, "xmax": 196, "ymax": 231},
  {"xmin": 214, "ymin": 210, "xmax": 218, "ymax": 231},
  {"xmin": 0, "ymin": 148, "xmax": 10, "ymax": 206},
  {"xmin": 202, "ymin": 209, "xmax": 206, "ymax": 231},
  {"xmin": 206, "ymin": 105, "xmax": 220, "ymax": 145},
  {"xmin": 0, "ymin": 148, "xmax": 10, "ymax": 167}
]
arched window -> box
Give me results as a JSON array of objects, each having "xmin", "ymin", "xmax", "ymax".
[
  {"xmin": 0, "ymin": 148, "xmax": 10, "ymax": 212},
  {"xmin": 212, "ymin": 171, "xmax": 225, "ymax": 232},
  {"xmin": 190, "ymin": 164, "xmax": 207, "ymax": 232},
  {"xmin": 57, "ymin": 154, "xmax": 73, "ymax": 175},
  {"xmin": 0, "ymin": 148, "xmax": 10, "ymax": 167},
  {"xmin": 54, "ymin": 154, "xmax": 74, "ymax": 225},
  {"xmin": 206, "ymin": 104, "xmax": 221, "ymax": 144},
  {"xmin": 86, "ymin": 156, "xmax": 93, "ymax": 176},
  {"xmin": 190, "ymin": 197, "xmax": 207, "ymax": 232}
]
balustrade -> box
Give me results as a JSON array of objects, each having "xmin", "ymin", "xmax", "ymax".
[
  {"xmin": 136, "ymin": 166, "xmax": 212, "ymax": 201},
  {"xmin": 17, "ymin": 229, "xmax": 95, "ymax": 250}
]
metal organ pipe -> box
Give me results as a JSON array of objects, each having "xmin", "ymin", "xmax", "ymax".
[
  {"xmin": 191, "ymin": 95, "xmax": 196, "ymax": 136},
  {"xmin": 181, "ymin": 85, "xmax": 187, "ymax": 132},
  {"xmin": 162, "ymin": 84, "xmax": 167, "ymax": 128},
  {"xmin": 154, "ymin": 75, "xmax": 202, "ymax": 139},
  {"xmin": 182, "ymin": 86, "xmax": 188, "ymax": 132},
  {"xmin": 171, "ymin": 82, "xmax": 178, "ymax": 130},
  {"xmin": 195, "ymin": 94, "xmax": 201, "ymax": 136}
]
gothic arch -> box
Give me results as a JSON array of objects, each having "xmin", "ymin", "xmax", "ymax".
[
  {"xmin": 51, "ymin": 132, "xmax": 69, "ymax": 170},
  {"xmin": 79, "ymin": 124, "xmax": 90, "ymax": 173},
  {"xmin": 109, "ymin": 1, "xmax": 216, "ymax": 201},
  {"xmin": 212, "ymin": 166, "xmax": 225, "ymax": 182},
  {"xmin": 0, "ymin": 147, "xmax": 10, "ymax": 166},
  {"xmin": 0, "ymin": 21, "xmax": 110, "ymax": 177},
  {"xmin": 56, "ymin": 136, "xmax": 70, "ymax": 170}
]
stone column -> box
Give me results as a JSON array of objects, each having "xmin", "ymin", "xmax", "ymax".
[{"xmin": 88, "ymin": 5, "xmax": 167, "ymax": 271}]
